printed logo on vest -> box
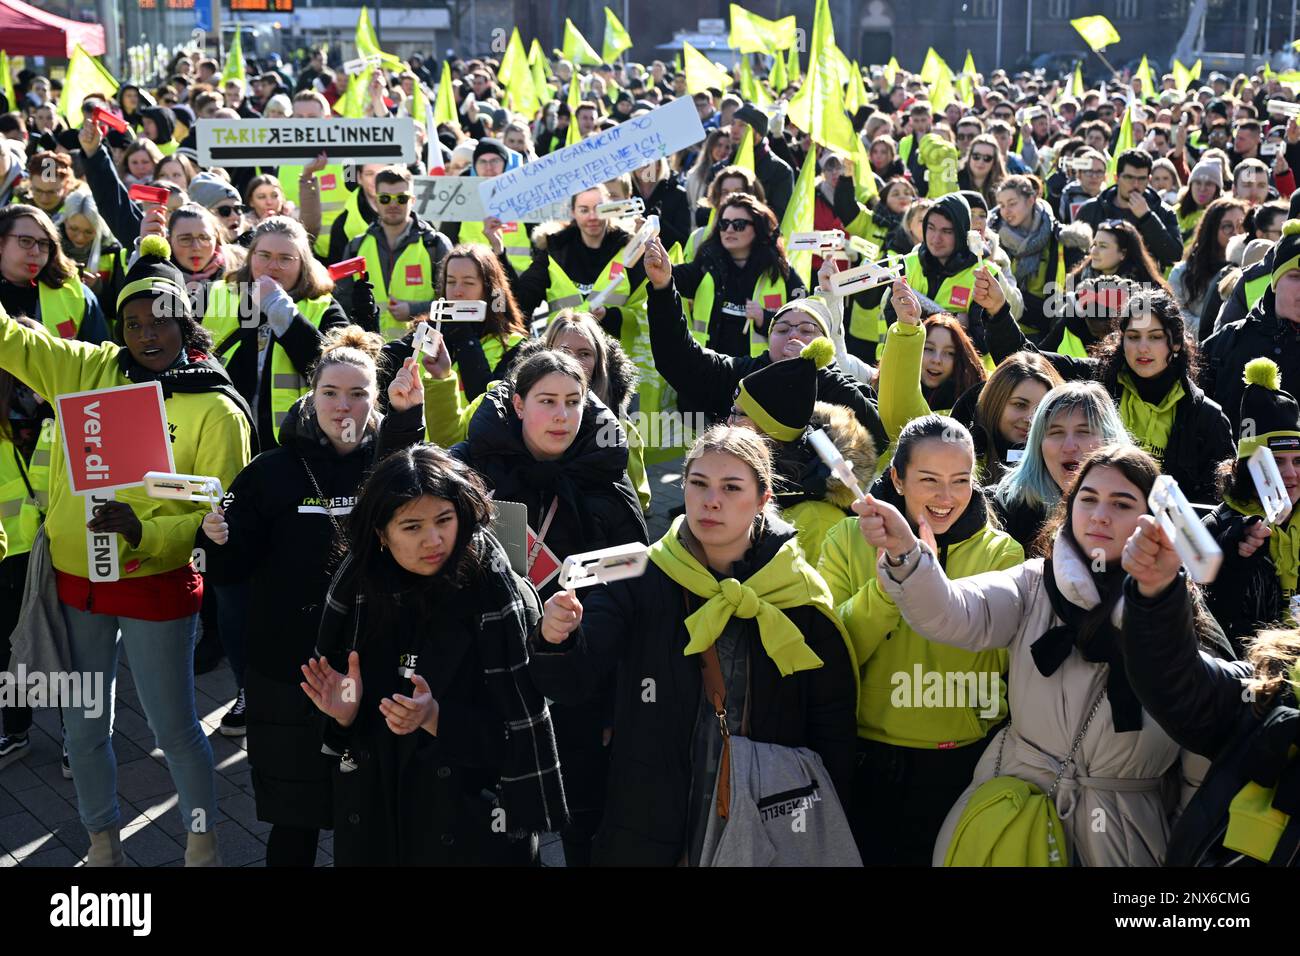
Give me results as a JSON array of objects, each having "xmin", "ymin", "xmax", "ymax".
[
  {"xmin": 320, "ymin": 174, "xmax": 338, "ymax": 191},
  {"xmin": 500, "ymin": 221, "xmax": 519, "ymax": 233},
  {"xmin": 949, "ymin": 286, "xmax": 971, "ymax": 308},
  {"xmin": 608, "ymin": 261, "xmax": 625, "ymax": 281},
  {"xmin": 763, "ymin": 293, "xmax": 782, "ymax": 311},
  {"xmin": 57, "ymin": 319, "xmax": 77, "ymax": 338},
  {"xmin": 405, "ymin": 264, "xmax": 423, "ymax": 285}
]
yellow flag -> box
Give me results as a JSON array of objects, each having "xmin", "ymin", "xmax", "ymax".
[
  {"xmin": 729, "ymin": 4, "xmax": 798, "ymax": 54},
  {"xmin": 851, "ymin": 133, "xmax": 877, "ymax": 206},
  {"xmin": 1107, "ymin": 97, "xmax": 1134, "ymax": 184},
  {"xmin": 929, "ymin": 59, "xmax": 956, "ymax": 113},
  {"xmin": 1064, "ymin": 61, "xmax": 1085, "ymax": 99},
  {"xmin": 786, "ymin": 0, "xmax": 855, "ymax": 153},
  {"xmin": 683, "ymin": 42, "xmax": 733, "ymax": 95},
  {"xmin": 221, "ymin": 27, "xmax": 246, "ymax": 85},
  {"xmin": 1172, "ymin": 58, "xmax": 1202, "ymax": 91},
  {"xmin": 563, "ymin": 19, "xmax": 602, "ymax": 67},
  {"xmin": 500, "ymin": 28, "xmax": 539, "ymax": 116},
  {"xmin": 781, "ymin": 150, "xmax": 818, "ymax": 287},
  {"xmin": 59, "ymin": 44, "xmax": 118, "ymax": 123},
  {"xmin": 786, "ymin": 45, "xmax": 801, "ymax": 84},
  {"xmin": 770, "ymin": 49, "xmax": 788, "ymax": 92},
  {"xmin": 735, "ymin": 124, "xmax": 755, "ymax": 174},
  {"xmin": 919, "ymin": 48, "xmax": 948, "ymax": 85},
  {"xmin": 0, "ymin": 51, "xmax": 15, "ymax": 114},
  {"xmin": 1071, "ymin": 15, "xmax": 1120, "ymax": 52},
  {"xmin": 1134, "ymin": 55, "xmax": 1155, "ymax": 101},
  {"xmin": 356, "ymin": 7, "xmax": 403, "ymax": 71},
  {"xmin": 739, "ymin": 55, "xmax": 770, "ymax": 109},
  {"xmin": 529, "ymin": 40, "xmax": 555, "ymax": 103},
  {"xmin": 957, "ymin": 50, "xmax": 976, "ymax": 107},
  {"xmin": 433, "ymin": 60, "xmax": 458, "ymax": 128},
  {"xmin": 565, "ymin": 73, "xmax": 583, "ymax": 147},
  {"xmin": 603, "ymin": 7, "xmax": 633, "ymax": 62},
  {"xmin": 883, "ymin": 56, "xmax": 900, "ymax": 87},
  {"xmin": 844, "ymin": 61, "xmax": 866, "ymax": 114}
]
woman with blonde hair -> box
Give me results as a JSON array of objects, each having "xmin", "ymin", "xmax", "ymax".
[
  {"xmin": 203, "ymin": 215, "xmax": 347, "ymax": 451},
  {"xmin": 119, "ymin": 140, "xmax": 164, "ymax": 188},
  {"xmin": 243, "ymin": 173, "xmax": 293, "ymax": 225},
  {"xmin": 685, "ymin": 128, "xmax": 734, "ymax": 209}
]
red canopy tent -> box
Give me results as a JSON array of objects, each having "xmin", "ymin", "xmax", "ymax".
[{"xmin": 0, "ymin": 0, "xmax": 106, "ymax": 57}]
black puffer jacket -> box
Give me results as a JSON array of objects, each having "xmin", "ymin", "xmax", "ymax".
[
  {"xmin": 527, "ymin": 518, "xmax": 858, "ymax": 865},
  {"xmin": 450, "ymin": 380, "xmax": 648, "ymax": 599},
  {"xmin": 1074, "ymin": 184, "xmax": 1184, "ymax": 268},
  {"xmin": 636, "ymin": 174, "xmax": 693, "ymax": 253},
  {"xmin": 201, "ymin": 396, "xmax": 424, "ymax": 827},
  {"xmin": 1120, "ymin": 573, "xmax": 1300, "ymax": 866},
  {"xmin": 647, "ymin": 282, "xmax": 889, "ymax": 456},
  {"xmin": 1202, "ymin": 288, "xmax": 1300, "ymax": 430}
]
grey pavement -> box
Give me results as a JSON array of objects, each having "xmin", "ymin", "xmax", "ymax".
[{"xmin": 0, "ymin": 458, "xmax": 686, "ymax": 868}]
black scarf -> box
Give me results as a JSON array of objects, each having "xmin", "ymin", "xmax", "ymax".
[
  {"xmin": 1031, "ymin": 555, "xmax": 1143, "ymax": 732},
  {"xmin": 1124, "ymin": 363, "xmax": 1180, "ymax": 406},
  {"xmin": 923, "ymin": 375, "xmax": 959, "ymax": 412}
]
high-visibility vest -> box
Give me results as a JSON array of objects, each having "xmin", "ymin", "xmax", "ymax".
[
  {"xmin": 903, "ymin": 252, "xmax": 979, "ymax": 315},
  {"xmin": 157, "ymin": 140, "xmax": 177, "ymax": 157},
  {"xmin": 36, "ymin": 279, "xmax": 86, "ymax": 339},
  {"xmin": 1055, "ymin": 327, "xmax": 1090, "ymax": 358},
  {"xmin": 1245, "ymin": 271, "xmax": 1271, "ymax": 311},
  {"xmin": 0, "ymin": 421, "xmax": 53, "ymax": 558},
  {"xmin": 357, "ymin": 231, "xmax": 437, "ymax": 341},
  {"xmin": 545, "ymin": 252, "xmax": 635, "ymax": 311},
  {"xmin": 203, "ymin": 282, "xmax": 336, "ymax": 440},
  {"xmin": 898, "ymin": 134, "xmax": 915, "ymax": 167},
  {"xmin": 690, "ymin": 269, "xmax": 790, "ymax": 357},
  {"xmin": 281, "ymin": 163, "xmax": 351, "ymax": 256},
  {"xmin": 458, "ymin": 219, "xmax": 532, "ymax": 274}
]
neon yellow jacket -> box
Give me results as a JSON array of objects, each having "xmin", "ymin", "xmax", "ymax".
[
  {"xmin": 0, "ymin": 320, "xmax": 251, "ymax": 580},
  {"xmin": 818, "ymin": 513, "xmax": 1023, "ymax": 748}
]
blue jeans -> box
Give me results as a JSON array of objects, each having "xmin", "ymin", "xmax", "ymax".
[{"xmin": 61, "ymin": 604, "xmax": 216, "ymax": 835}]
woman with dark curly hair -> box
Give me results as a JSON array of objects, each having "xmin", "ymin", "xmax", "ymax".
[{"xmin": 669, "ymin": 192, "xmax": 806, "ymax": 358}]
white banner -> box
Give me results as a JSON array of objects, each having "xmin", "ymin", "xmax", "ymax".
[
  {"xmin": 197, "ymin": 117, "xmax": 417, "ymax": 168},
  {"xmin": 478, "ymin": 96, "xmax": 706, "ymax": 221},
  {"xmin": 411, "ymin": 177, "xmax": 571, "ymax": 225}
]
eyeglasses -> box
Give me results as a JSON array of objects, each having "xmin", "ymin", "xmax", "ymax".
[
  {"xmin": 956, "ymin": 132, "xmax": 976, "ymax": 142},
  {"xmin": 214, "ymin": 205, "xmax": 247, "ymax": 218},
  {"xmin": 6, "ymin": 234, "xmax": 53, "ymax": 254},
  {"xmin": 770, "ymin": 321, "xmax": 823, "ymax": 338},
  {"xmin": 174, "ymin": 233, "xmax": 214, "ymax": 247},
  {"xmin": 970, "ymin": 152, "xmax": 996, "ymax": 163},
  {"xmin": 718, "ymin": 217, "xmax": 753, "ymax": 232},
  {"xmin": 1079, "ymin": 168, "xmax": 1106, "ymax": 178},
  {"xmin": 253, "ymin": 250, "xmax": 301, "ymax": 268},
  {"xmin": 377, "ymin": 193, "xmax": 412, "ymax": 206}
]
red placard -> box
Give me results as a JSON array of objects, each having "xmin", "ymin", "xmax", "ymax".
[{"xmin": 57, "ymin": 382, "xmax": 175, "ymax": 495}]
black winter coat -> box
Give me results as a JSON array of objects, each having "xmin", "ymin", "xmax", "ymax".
[
  {"xmin": 211, "ymin": 288, "xmax": 349, "ymax": 452},
  {"xmin": 202, "ymin": 399, "xmax": 424, "ymax": 827},
  {"xmin": 1074, "ymin": 185, "xmax": 1184, "ymax": 269},
  {"xmin": 1201, "ymin": 288, "xmax": 1300, "ymax": 430},
  {"xmin": 1203, "ymin": 502, "xmax": 1290, "ymax": 654},
  {"xmin": 527, "ymin": 521, "xmax": 858, "ymax": 865},
  {"xmin": 450, "ymin": 381, "xmax": 648, "ymax": 599},
  {"xmin": 635, "ymin": 174, "xmax": 693, "ymax": 254},
  {"xmin": 1120, "ymin": 574, "xmax": 1300, "ymax": 866},
  {"xmin": 328, "ymin": 567, "xmax": 543, "ymax": 866},
  {"xmin": 647, "ymin": 282, "xmax": 889, "ymax": 456}
]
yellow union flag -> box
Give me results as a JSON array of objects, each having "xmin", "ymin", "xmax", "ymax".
[{"xmin": 1071, "ymin": 15, "xmax": 1120, "ymax": 52}]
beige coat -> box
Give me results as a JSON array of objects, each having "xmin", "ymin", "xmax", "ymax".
[{"xmin": 879, "ymin": 534, "xmax": 1198, "ymax": 867}]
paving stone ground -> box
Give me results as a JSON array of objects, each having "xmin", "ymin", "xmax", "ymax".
[{"xmin": 0, "ymin": 460, "xmax": 686, "ymax": 868}]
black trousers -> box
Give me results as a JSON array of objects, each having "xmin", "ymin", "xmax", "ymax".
[
  {"xmin": 849, "ymin": 731, "xmax": 998, "ymax": 866},
  {"xmin": 0, "ymin": 554, "xmax": 31, "ymax": 737}
]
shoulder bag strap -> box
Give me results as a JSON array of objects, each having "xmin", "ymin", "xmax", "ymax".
[{"xmin": 686, "ymin": 587, "xmax": 732, "ymax": 821}]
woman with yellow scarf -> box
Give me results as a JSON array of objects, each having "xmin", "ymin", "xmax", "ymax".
[{"xmin": 529, "ymin": 425, "xmax": 858, "ymax": 866}]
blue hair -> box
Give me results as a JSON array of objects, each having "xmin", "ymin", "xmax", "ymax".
[{"xmin": 995, "ymin": 381, "xmax": 1130, "ymax": 512}]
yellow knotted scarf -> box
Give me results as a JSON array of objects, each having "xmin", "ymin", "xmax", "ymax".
[
  {"xmin": 647, "ymin": 516, "xmax": 853, "ymax": 677},
  {"xmin": 1225, "ymin": 494, "xmax": 1300, "ymax": 596},
  {"xmin": 1118, "ymin": 373, "xmax": 1185, "ymax": 460}
]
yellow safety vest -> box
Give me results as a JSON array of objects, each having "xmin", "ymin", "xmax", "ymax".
[
  {"xmin": 690, "ymin": 269, "xmax": 790, "ymax": 357},
  {"xmin": 904, "ymin": 252, "xmax": 979, "ymax": 315},
  {"xmin": 1246, "ymin": 271, "xmax": 1270, "ymax": 311},
  {"xmin": 545, "ymin": 253, "xmax": 635, "ymax": 311},
  {"xmin": 1055, "ymin": 327, "xmax": 1090, "ymax": 358},
  {"xmin": 281, "ymin": 163, "xmax": 352, "ymax": 256},
  {"xmin": 157, "ymin": 140, "xmax": 177, "ymax": 157},
  {"xmin": 203, "ymin": 282, "xmax": 336, "ymax": 441},
  {"xmin": 37, "ymin": 279, "xmax": 86, "ymax": 339},
  {"xmin": 458, "ymin": 219, "xmax": 533, "ymax": 275},
  {"xmin": 0, "ymin": 422, "xmax": 53, "ymax": 558},
  {"xmin": 357, "ymin": 230, "xmax": 437, "ymax": 342}
]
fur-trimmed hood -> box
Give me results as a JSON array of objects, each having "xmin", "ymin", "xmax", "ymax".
[
  {"xmin": 1059, "ymin": 219, "xmax": 1094, "ymax": 251},
  {"xmin": 530, "ymin": 219, "xmax": 634, "ymax": 253},
  {"xmin": 809, "ymin": 401, "xmax": 876, "ymax": 508}
]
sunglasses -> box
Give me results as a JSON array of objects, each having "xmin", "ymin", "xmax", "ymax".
[
  {"xmin": 970, "ymin": 152, "xmax": 996, "ymax": 162},
  {"xmin": 378, "ymin": 193, "xmax": 412, "ymax": 205},
  {"xmin": 718, "ymin": 217, "xmax": 753, "ymax": 232},
  {"xmin": 214, "ymin": 205, "xmax": 247, "ymax": 218}
]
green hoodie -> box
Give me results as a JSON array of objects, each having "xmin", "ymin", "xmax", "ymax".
[
  {"xmin": 817, "ymin": 499, "xmax": 1023, "ymax": 749},
  {"xmin": 878, "ymin": 321, "xmax": 939, "ymax": 440}
]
